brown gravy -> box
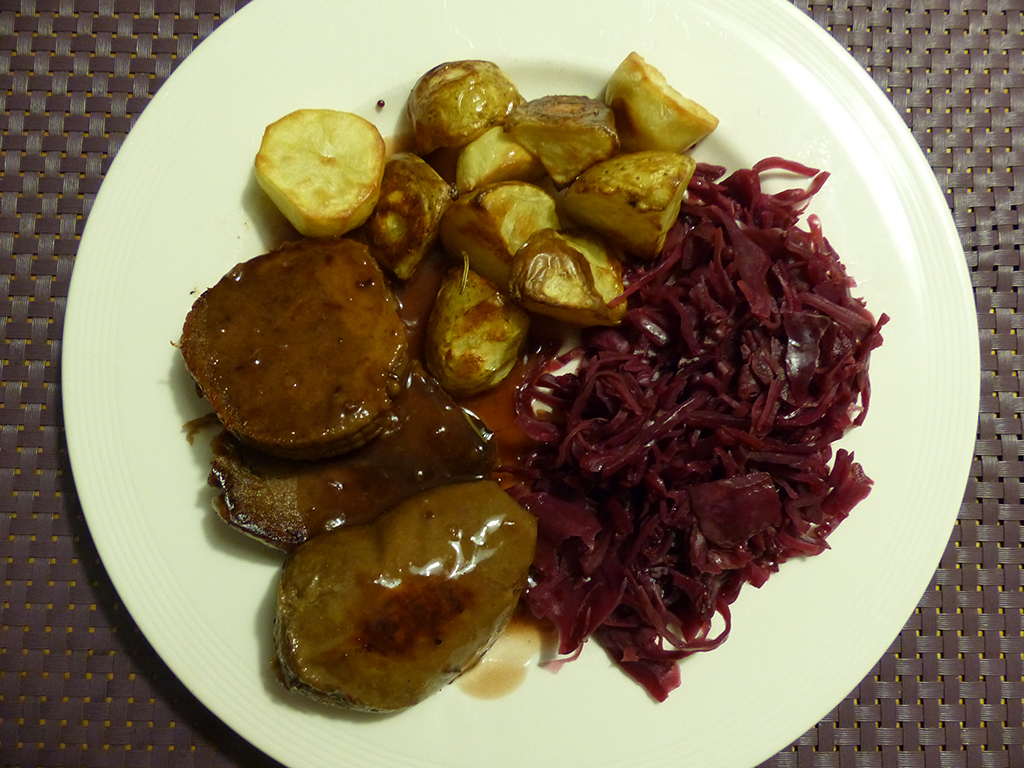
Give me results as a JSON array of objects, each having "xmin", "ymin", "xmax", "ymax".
[
  {"xmin": 456, "ymin": 609, "xmax": 558, "ymax": 700},
  {"xmin": 210, "ymin": 365, "xmax": 495, "ymax": 549},
  {"xmin": 390, "ymin": 252, "xmax": 561, "ymax": 701},
  {"xmin": 390, "ymin": 246, "xmax": 541, "ymax": 476}
]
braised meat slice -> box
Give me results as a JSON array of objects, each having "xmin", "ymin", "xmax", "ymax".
[
  {"xmin": 180, "ymin": 237, "xmax": 408, "ymax": 460},
  {"xmin": 209, "ymin": 364, "xmax": 496, "ymax": 550},
  {"xmin": 275, "ymin": 480, "xmax": 537, "ymax": 712}
]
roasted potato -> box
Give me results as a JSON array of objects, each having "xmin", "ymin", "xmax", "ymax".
[
  {"xmin": 563, "ymin": 150, "xmax": 696, "ymax": 259},
  {"xmin": 605, "ymin": 52, "xmax": 719, "ymax": 153},
  {"xmin": 425, "ymin": 267, "xmax": 530, "ymax": 398},
  {"xmin": 509, "ymin": 228, "xmax": 627, "ymax": 327},
  {"xmin": 455, "ymin": 126, "xmax": 546, "ymax": 196},
  {"xmin": 254, "ymin": 109, "xmax": 386, "ymax": 238},
  {"xmin": 504, "ymin": 95, "xmax": 619, "ymax": 188},
  {"xmin": 360, "ymin": 153, "xmax": 454, "ymax": 279},
  {"xmin": 408, "ymin": 60, "xmax": 525, "ymax": 155},
  {"xmin": 438, "ymin": 181, "xmax": 560, "ymax": 289}
]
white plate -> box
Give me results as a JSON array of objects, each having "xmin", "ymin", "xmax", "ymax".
[{"xmin": 62, "ymin": 1, "xmax": 979, "ymax": 766}]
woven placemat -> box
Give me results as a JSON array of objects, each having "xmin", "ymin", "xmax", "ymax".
[{"xmin": 1, "ymin": 1, "xmax": 1020, "ymax": 766}]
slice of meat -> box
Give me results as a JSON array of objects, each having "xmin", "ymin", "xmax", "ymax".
[
  {"xmin": 180, "ymin": 237, "xmax": 408, "ymax": 460},
  {"xmin": 274, "ymin": 480, "xmax": 537, "ymax": 712},
  {"xmin": 209, "ymin": 364, "xmax": 496, "ymax": 550}
]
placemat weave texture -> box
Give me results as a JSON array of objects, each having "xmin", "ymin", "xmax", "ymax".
[{"xmin": 1, "ymin": 1, "xmax": 1020, "ymax": 767}]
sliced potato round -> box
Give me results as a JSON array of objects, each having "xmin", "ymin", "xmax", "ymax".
[{"xmin": 255, "ymin": 109, "xmax": 386, "ymax": 238}]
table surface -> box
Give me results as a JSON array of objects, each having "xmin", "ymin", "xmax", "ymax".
[{"xmin": 1, "ymin": 1, "xmax": 1021, "ymax": 766}]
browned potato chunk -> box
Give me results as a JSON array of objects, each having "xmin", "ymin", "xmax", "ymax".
[
  {"xmin": 408, "ymin": 60, "xmax": 525, "ymax": 155},
  {"xmin": 438, "ymin": 181, "xmax": 560, "ymax": 289},
  {"xmin": 361, "ymin": 153, "xmax": 454, "ymax": 279},
  {"xmin": 563, "ymin": 151, "xmax": 696, "ymax": 259},
  {"xmin": 605, "ymin": 52, "xmax": 719, "ymax": 153},
  {"xmin": 504, "ymin": 95, "xmax": 619, "ymax": 188},
  {"xmin": 455, "ymin": 126, "xmax": 546, "ymax": 196},
  {"xmin": 425, "ymin": 267, "xmax": 530, "ymax": 398},
  {"xmin": 275, "ymin": 480, "xmax": 537, "ymax": 712},
  {"xmin": 509, "ymin": 228, "xmax": 627, "ymax": 327},
  {"xmin": 254, "ymin": 109, "xmax": 386, "ymax": 238}
]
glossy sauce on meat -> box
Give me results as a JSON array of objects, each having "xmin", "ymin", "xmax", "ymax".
[
  {"xmin": 180, "ymin": 237, "xmax": 408, "ymax": 460},
  {"xmin": 275, "ymin": 480, "xmax": 537, "ymax": 712},
  {"xmin": 210, "ymin": 364, "xmax": 495, "ymax": 549}
]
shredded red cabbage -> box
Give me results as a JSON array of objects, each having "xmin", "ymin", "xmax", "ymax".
[{"xmin": 510, "ymin": 158, "xmax": 888, "ymax": 701}]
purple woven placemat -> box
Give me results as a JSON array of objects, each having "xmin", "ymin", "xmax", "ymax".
[{"xmin": 1, "ymin": 1, "xmax": 1020, "ymax": 766}]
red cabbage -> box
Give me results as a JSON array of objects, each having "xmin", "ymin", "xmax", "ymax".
[{"xmin": 510, "ymin": 159, "xmax": 888, "ymax": 701}]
